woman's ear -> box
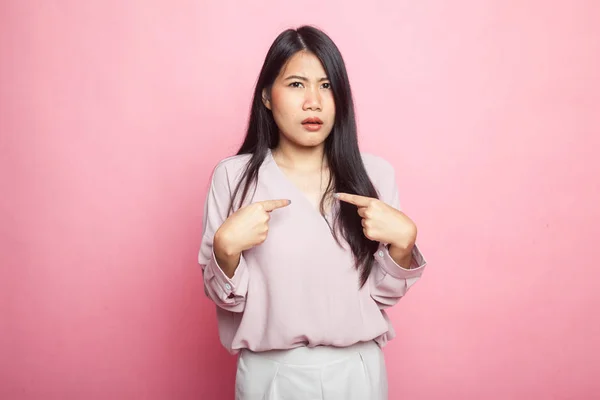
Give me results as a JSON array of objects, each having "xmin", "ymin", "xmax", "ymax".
[{"xmin": 262, "ymin": 88, "xmax": 271, "ymax": 110}]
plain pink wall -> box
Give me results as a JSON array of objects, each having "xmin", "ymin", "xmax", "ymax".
[{"xmin": 1, "ymin": 0, "xmax": 599, "ymax": 399}]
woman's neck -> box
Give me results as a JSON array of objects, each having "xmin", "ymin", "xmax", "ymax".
[{"xmin": 271, "ymin": 142, "xmax": 328, "ymax": 172}]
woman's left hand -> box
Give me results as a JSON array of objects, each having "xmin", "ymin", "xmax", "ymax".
[{"xmin": 335, "ymin": 192, "xmax": 417, "ymax": 255}]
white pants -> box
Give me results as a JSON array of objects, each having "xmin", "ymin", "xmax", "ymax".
[{"xmin": 235, "ymin": 340, "xmax": 388, "ymax": 400}]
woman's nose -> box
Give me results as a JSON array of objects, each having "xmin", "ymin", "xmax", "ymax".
[{"xmin": 303, "ymin": 87, "xmax": 322, "ymax": 111}]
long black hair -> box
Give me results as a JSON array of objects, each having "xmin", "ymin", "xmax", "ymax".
[{"xmin": 231, "ymin": 25, "xmax": 380, "ymax": 287}]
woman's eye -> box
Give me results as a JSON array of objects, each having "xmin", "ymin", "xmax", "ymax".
[{"xmin": 288, "ymin": 81, "xmax": 330, "ymax": 89}]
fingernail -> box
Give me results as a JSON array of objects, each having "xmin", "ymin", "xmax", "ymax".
[{"xmin": 334, "ymin": 193, "xmax": 340, "ymax": 199}]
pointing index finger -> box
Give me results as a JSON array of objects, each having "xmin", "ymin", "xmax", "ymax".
[
  {"xmin": 335, "ymin": 193, "xmax": 372, "ymax": 207},
  {"xmin": 259, "ymin": 199, "xmax": 292, "ymax": 212}
]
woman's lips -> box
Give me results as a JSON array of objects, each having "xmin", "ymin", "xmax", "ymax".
[
  {"xmin": 302, "ymin": 117, "xmax": 323, "ymax": 131},
  {"xmin": 302, "ymin": 123, "xmax": 322, "ymax": 132},
  {"xmin": 302, "ymin": 117, "xmax": 323, "ymax": 124}
]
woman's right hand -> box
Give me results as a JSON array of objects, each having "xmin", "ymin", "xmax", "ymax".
[{"xmin": 213, "ymin": 199, "xmax": 291, "ymax": 277}]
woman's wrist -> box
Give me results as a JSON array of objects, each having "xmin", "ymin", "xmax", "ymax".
[
  {"xmin": 388, "ymin": 242, "xmax": 414, "ymax": 269},
  {"xmin": 213, "ymin": 230, "xmax": 241, "ymax": 278}
]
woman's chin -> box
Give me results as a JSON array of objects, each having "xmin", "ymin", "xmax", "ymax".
[{"xmin": 288, "ymin": 132, "xmax": 331, "ymax": 148}]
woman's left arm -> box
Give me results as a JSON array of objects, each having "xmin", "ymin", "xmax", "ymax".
[{"xmin": 336, "ymin": 164, "xmax": 427, "ymax": 309}]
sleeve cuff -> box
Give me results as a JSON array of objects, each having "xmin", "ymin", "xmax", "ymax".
[
  {"xmin": 374, "ymin": 242, "xmax": 427, "ymax": 280},
  {"xmin": 206, "ymin": 249, "xmax": 249, "ymax": 301}
]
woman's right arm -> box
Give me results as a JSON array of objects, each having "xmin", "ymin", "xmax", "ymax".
[{"xmin": 198, "ymin": 162, "xmax": 249, "ymax": 313}]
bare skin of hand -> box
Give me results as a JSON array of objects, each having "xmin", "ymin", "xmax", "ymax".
[
  {"xmin": 335, "ymin": 192, "xmax": 417, "ymax": 268},
  {"xmin": 214, "ymin": 199, "xmax": 291, "ymax": 277}
]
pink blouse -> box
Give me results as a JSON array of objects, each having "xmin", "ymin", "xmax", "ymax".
[{"xmin": 198, "ymin": 149, "xmax": 427, "ymax": 354}]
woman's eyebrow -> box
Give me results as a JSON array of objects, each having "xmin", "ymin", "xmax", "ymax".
[{"xmin": 284, "ymin": 75, "xmax": 330, "ymax": 82}]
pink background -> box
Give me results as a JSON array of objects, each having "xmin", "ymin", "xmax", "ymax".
[{"xmin": 1, "ymin": 1, "xmax": 599, "ymax": 399}]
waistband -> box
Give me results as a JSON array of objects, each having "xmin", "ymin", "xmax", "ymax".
[{"xmin": 240, "ymin": 340, "xmax": 380, "ymax": 366}]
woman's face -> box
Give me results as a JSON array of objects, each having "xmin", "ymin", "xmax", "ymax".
[{"xmin": 263, "ymin": 51, "xmax": 336, "ymax": 149}]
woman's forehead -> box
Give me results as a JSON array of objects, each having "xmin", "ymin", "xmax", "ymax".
[{"xmin": 278, "ymin": 51, "xmax": 327, "ymax": 80}]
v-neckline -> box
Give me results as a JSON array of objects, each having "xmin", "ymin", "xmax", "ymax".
[{"xmin": 266, "ymin": 148, "xmax": 337, "ymax": 219}]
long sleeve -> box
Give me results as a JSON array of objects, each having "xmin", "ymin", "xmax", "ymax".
[
  {"xmin": 198, "ymin": 162, "xmax": 249, "ymax": 313},
  {"xmin": 369, "ymin": 164, "xmax": 428, "ymax": 309}
]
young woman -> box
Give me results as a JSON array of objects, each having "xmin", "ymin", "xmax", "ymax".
[{"xmin": 198, "ymin": 25, "xmax": 427, "ymax": 400}]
